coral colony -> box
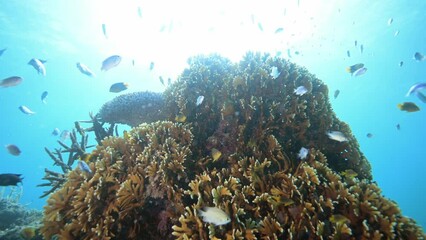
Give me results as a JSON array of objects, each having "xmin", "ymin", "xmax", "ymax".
[{"xmin": 40, "ymin": 53, "xmax": 425, "ymax": 239}]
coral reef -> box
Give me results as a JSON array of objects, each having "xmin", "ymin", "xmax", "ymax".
[
  {"xmin": 41, "ymin": 53, "xmax": 425, "ymax": 239},
  {"xmin": 38, "ymin": 124, "xmax": 95, "ymax": 198},
  {"xmin": 41, "ymin": 121, "xmax": 192, "ymax": 239},
  {"xmin": 76, "ymin": 112, "xmax": 118, "ymax": 145},
  {"xmin": 97, "ymin": 91, "xmax": 166, "ymax": 127},
  {"xmin": 0, "ymin": 187, "xmax": 43, "ymax": 239},
  {"xmin": 163, "ymin": 52, "xmax": 370, "ymax": 180}
]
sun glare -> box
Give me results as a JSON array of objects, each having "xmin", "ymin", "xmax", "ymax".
[{"xmin": 82, "ymin": 0, "xmax": 336, "ymax": 75}]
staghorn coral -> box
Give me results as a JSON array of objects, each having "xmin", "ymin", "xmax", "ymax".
[
  {"xmin": 37, "ymin": 126, "xmax": 95, "ymax": 198},
  {"xmin": 42, "ymin": 53, "xmax": 425, "ymax": 239},
  {"xmin": 97, "ymin": 91, "xmax": 167, "ymax": 127}
]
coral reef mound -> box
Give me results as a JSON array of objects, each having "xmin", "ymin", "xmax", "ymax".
[{"xmin": 41, "ymin": 53, "xmax": 425, "ymax": 239}]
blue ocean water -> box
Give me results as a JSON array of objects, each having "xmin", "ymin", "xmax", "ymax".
[{"xmin": 0, "ymin": 0, "xmax": 425, "ymax": 231}]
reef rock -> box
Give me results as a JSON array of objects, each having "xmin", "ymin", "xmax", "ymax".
[
  {"xmin": 41, "ymin": 53, "xmax": 425, "ymax": 239},
  {"xmin": 0, "ymin": 194, "xmax": 42, "ymax": 239}
]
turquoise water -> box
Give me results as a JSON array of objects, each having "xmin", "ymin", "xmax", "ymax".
[{"xmin": 0, "ymin": 0, "xmax": 425, "ymax": 230}]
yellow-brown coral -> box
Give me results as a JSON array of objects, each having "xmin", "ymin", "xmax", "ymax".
[{"xmin": 41, "ymin": 53, "xmax": 425, "ymax": 239}]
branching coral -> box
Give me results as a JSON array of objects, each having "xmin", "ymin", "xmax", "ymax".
[
  {"xmin": 41, "ymin": 121, "xmax": 193, "ymax": 239},
  {"xmin": 37, "ymin": 127, "xmax": 95, "ymax": 198},
  {"xmin": 41, "ymin": 53, "xmax": 425, "ymax": 239}
]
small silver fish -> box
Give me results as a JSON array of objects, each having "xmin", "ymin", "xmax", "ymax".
[
  {"xmin": 5, "ymin": 144, "xmax": 21, "ymax": 156},
  {"xmin": 18, "ymin": 105, "xmax": 35, "ymax": 115},
  {"xmin": 52, "ymin": 128, "xmax": 60, "ymax": 136},
  {"xmin": 270, "ymin": 66, "xmax": 280, "ymax": 79},
  {"xmin": 334, "ymin": 89, "xmax": 340, "ymax": 99},
  {"xmin": 0, "ymin": 48, "xmax": 6, "ymax": 56},
  {"xmin": 387, "ymin": 18, "xmax": 393, "ymax": 26},
  {"xmin": 327, "ymin": 131, "xmax": 348, "ymax": 142},
  {"xmin": 196, "ymin": 95, "xmax": 204, "ymax": 106},
  {"xmin": 101, "ymin": 55, "xmax": 121, "ymax": 71},
  {"xmin": 159, "ymin": 76, "xmax": 165, "ymax": 86},
  {"xmin": 360, "ymin": 44, "xmax": 364, "ymax": 54},
  {"xmin": 149, "ymin": 62, "xmax": 155, "ymax": 71},
  {"xmin": 60, "ymin": 130, "xmax": 70, "ymax": 141},
  {"xmin": 198, "ymin": 207, "xmax": 231, "ymax": 226},
  {"xmin": 28, "ymin": 58, "xmax": 46, "ymax": 76},
  {"xmin": 102, "ymin": 23, "xmax": 107, "ymax": 39},
  {"xmin": 0, "ymin": 76, "xmax": 22, "ymax": 88},
  {"xmin": 275, "ymin": 27, "xmax": 284, "ymax": 34},
  {"xmin": 353, "ymin": 67, "xmax": 367, "ymax": 77},
  {"xmin": 109, "ymin": 82, "xmax": 129, "ymax": 93},
  {"xmin": 41, "ymin": 91, "xmax": 48, "ymax": 104},
  {"xmin": 394, "ymin": 30, "xmax": 400, "ymax": 37},
  {"xmin": 294, "ymin": 86, "xmax": 308, "ymax": 96},
  {"xmin": 77, "ymin": 62, "xmax": 96, "ymax": 77},
  {"xmin": 399, "ymin": 61, "xmax": 404, "ymax": 67},
  {"xmin": 414, "ymin": 52, "xmax": 425, "ymax": 61},
  {"xmin": 406, "ymin": 83, "xmax": 426, "ymax": 97},
  {"xmin": 78, "ymin": 161, "xmax": 92, "ymax": 174},
  {"xmin": 257, "ymin": 22, "xmax": 263, "ymax": 31},
  {"xmin": 138, "ymin": 6, "xmax": 142, "ymax": 18},
  {"xmin": 297, "ymin": 147, "xmax": 309, "ymax": 160},
  {"xmin": 347, "ymin": 50, "xmax": 350, "ymax": 57}
]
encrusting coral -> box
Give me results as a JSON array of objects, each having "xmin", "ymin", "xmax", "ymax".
[
  {"xmin": 41, "ymin": 53, "xmax": 425, "ymax": 239},
  {"xmin": 97, "ymin": 91, "xmax": 166, "ymax": 127}
]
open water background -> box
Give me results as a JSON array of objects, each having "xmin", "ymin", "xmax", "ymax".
[{"xmin": 0, "ymin": 0, "xmax": 425, "ymax": 229}]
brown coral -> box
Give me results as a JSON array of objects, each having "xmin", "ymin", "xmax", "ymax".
[
  {"xmin": 41, "ymin": 53, "xmax": 425, "ymax": 239},
  {"xmin": 42, "ymin": 121, "xmax": 193, "ymax": 239}
]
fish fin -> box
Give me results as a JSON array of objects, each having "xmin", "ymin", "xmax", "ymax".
[
  {"xmin": 397, "ymin": 103, "xmax": 403, "ymax": 109},
  {"xmin": 416, "ymin": 91, "xmax": 426, "ymax": 103},
  {"xmin": 345, "ymin": 67, "xmax": 352, "ymax": 73}
]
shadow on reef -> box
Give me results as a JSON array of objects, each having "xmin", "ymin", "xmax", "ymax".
[{"xmin": 40, "ymin": 52, "xmax": 425, "ymax": 239}]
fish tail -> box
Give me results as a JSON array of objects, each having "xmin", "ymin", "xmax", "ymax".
[{"xmin": 345, "ymin": 67, "xmax": 352, "ymax": 73}]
